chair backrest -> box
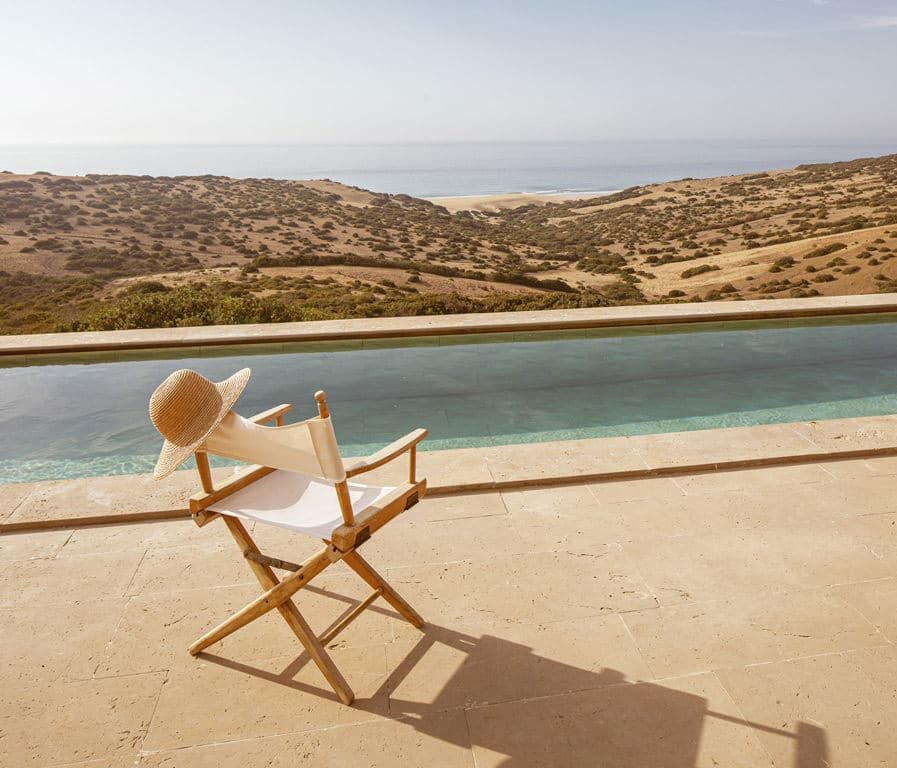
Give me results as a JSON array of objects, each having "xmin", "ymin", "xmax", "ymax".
[
  {"xmin": 194, "ymin": 390, "xmax": 357, "ymax": 527},
  {"xmin": 203, "ymin": 412, "xmax": 346, "ymax": 482}
]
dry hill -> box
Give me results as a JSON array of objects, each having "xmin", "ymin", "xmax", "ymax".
[{"xmin": 1, "ymin": 154, "xmax": 896, "ymax": 334}]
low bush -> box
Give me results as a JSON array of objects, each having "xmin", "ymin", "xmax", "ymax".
[
  {"xmin": 680, "ymin": 264, "xmax": 720, "ymax": 279},
  {"xmin": 803, "ymin": 242, "xmax": 847, "ymax": 260}
]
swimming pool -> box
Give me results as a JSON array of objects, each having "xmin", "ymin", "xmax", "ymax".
[{"xmin": 2, "ymin": 315, "xmax": 897, "ymax": 484}]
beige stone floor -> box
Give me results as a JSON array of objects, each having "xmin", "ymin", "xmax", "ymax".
[{"xmin": 2, "ymin": 457, "xmax": 897, "ymax": 767}]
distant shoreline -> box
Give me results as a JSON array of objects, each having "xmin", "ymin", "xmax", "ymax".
[{"xmin": 4, "ymin": 139, "xmax": 895, "ymax": 198}]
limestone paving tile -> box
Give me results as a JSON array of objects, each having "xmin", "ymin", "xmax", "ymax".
[
  {"xmin": 588, "ymin": 476, "xmax": 685, "ymax": 504},
  {"xmin": 142, "ymin": 647, "xmax": 391, "ymax": 751},
  {"xmin": 0, "ymin": 549, "xmax": 145, "ymax": 607},
  {"xmin": 386, "ymin": 548, "xmax": 656, "ymax": 627},
  {"xmin": 0, "ymin": 481, "xmax": 35, "ymax": 522},
  {"xmin": 610, "ymin": 493, "xmax": 788, "ymax": 540},
  {"xmin": 789, "ymin": 416, "xmax": 897, "ymax": 453},
  {"xmin": 628, "ymin": 517, "xmax": 897, "ymax": 606},
  {"xmin": 788, "ymin": 473, "xmax": 897, "ymax": 515},
  {"xmin": 502, "ymin": 485, "xmax": 832, "ymax": 549},
  {"xmin": 483, "ymin": 436, "xmax": 646, "ymax": 485},
  {"xmin": 717, "ymin": 645, "xmax": 897, "ymax": 768},
  {"xmin": 829, "ymin": 577, "xmax": 897, "ymax": 642},
  {"xmin": 671, "ymin": 462, "xmax": 836, "ymax": 496},
  {"xmin": 0, "ymin": 527, "xmax": 72, "ymax": 560},
  {"xmin": 816, "ymin": 455, "xmax": 897, "ymax": 479},
  {"xmin": 0, "ymin": 672, "xmax": 166, "ymax": 768},
  {"xmin": 124, "ymin": 541, "xmax": 255, "ymax": 597},
  {"xmin": 58, "ymin": 518, "xmax": 219, "ymax": 556},
  {"xmin": 848, "ymin": 453, "xmax": 897, "ymax": 475},
  {"xmin": 501, "ymin": 484, "xmax": 601, "ymax": 522},
  {"xmin": 412, "ymin": 488, "xmax": 508, "ymax": 522},
  {"xmin": 359, "ymin": 507, "xmax": 526, "ymax": 569},
  {"xmin": 0, "ymin": 598, "xmax": 127, "ymax": 685},
  {"xmin": 465, "ymin": 671, "xmax": 774, "ymax": 768},
  {"xmin": 502, "ymin": 485, "xmax": 639, "ymax": 550},
  {"xmin": 621, "ymin": 587, "xmax": 886, "ymax": 679},
  {"xmin": 138, "ymin": 711, "xmax": 473, "ymax": 768},
  {"xmin": 644, "ymin": 481, "xmax": 866, "ymax": 537},
  {"xmin": 735, "ymin": 480, "xmax": 868, "ymax": 522},
  {"xmin": 4, "ymin": 472, "xmax": 191, "ymax": 527},
  {"xmin": 635, "ymin": 423, "xmax": 820, "ymax": 470}
]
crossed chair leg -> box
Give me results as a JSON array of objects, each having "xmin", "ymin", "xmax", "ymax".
[{"xmin": 188, "ymin": 516, "xmax": 424, "ymax": 706}]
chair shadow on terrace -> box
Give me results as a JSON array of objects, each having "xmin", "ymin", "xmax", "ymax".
[{"xmin": 200, "ymin": 583, "xmax": 830, "ymax": 768}]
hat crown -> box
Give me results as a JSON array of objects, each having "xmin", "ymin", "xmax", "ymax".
[{"xmin": 149, "ymin": 369, "xmax": 223, "ymax": 448}]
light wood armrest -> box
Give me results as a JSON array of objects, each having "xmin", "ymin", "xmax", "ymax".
[
  {"xmin": 345, "ymin": 428, "xmax": 428, "ymax": 478},
  {"xmin": 330, "ymin": 479, "xmax": 427, "ymax": 550},
  {"xmin": 249, "ymin": 403, "xmax": 292, "ymax": 425}
]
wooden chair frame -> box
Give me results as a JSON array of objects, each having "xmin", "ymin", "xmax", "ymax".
[{"xmin": 186, "ymin": 391, "xmax": 428, "ymax": 705}]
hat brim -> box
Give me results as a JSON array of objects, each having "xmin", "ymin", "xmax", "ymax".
[{"xmin": 153, "ymin": 367, "xmax": 251, "ymax": 480}]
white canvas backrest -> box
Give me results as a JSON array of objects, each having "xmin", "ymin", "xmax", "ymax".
[{"xmin": 203, "ymin": 411, "xmax": 346, "ymax": 482}]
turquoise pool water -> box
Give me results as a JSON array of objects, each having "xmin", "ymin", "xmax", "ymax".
[{"xmin": 2, "ymin": 316, "xmax": 897, "ymax": 484}]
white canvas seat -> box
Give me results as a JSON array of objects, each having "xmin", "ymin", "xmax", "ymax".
[{"xmin": 208, "ymin": 470, "xmax": 396, "ymax": 538}]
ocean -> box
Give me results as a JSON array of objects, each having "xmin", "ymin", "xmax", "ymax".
[{"xmin": 1, "ymin": 140, "xmax": 895, "ymax": 198}]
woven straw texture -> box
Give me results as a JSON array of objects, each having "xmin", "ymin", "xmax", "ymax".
[{"xmin": 149, "ymin": 367, "xmax": 250, "ymax": 479}]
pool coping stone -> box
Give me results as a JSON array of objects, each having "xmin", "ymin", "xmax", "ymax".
[{"xmin": 3, "ymin": 293, "xmax": 897, "ymax": 356}]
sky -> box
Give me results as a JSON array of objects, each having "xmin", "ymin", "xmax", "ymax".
[{"xmin": 2, "ymin": 0, "xmax": 896, "ymax": 145}]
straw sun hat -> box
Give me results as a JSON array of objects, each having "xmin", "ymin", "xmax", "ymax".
[{"xmin": 149, "ymin": 367, "xmax": 251, "ymax": 479}]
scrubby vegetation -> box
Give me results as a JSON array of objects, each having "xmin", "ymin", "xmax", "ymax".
[
  {"xmin": 2, "ymin": 153, "xmax": 897, "ymax": 333},
  {"xmin": 72, "ymin": 281, "xmax": 624, "ymax": 331}
]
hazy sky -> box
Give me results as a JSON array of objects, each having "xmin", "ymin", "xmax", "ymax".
[{"xmin": 3, "ymin": 0, "xmax": 897, "ymax": 144}]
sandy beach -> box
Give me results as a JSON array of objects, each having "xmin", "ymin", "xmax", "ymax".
[{"xmin": 425, "ymin": 191, "xmax": 616, "ymax": 213}]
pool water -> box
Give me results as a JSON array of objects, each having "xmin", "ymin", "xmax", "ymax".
[{"xmin": 2, "ymin": 317, "xmax": 897, "ymax": 483}]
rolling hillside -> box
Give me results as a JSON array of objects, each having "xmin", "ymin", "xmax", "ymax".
[{"xmin": 1, "ymin": 154, "xmax": 896, "ymax": 333}]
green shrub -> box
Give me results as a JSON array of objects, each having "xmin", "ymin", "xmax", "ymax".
[
  {"xmin": 577, "ymin": 251, "xmax": 626, "ymax": 274},
  {"xmin": 769, "ymin": 256, "xmax": 795, "ymax": 273},
  {"xmin": 680, "ymin": 264, "xmax": 720, "ymax": 279},
  {"xmin": 803, "ymin": 242, "xmax": 847, "ymax": 260}
]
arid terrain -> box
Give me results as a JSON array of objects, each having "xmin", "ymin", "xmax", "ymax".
[{"xmin": 1, "ymin": 154, "xmax": 896, "ymax": 334}]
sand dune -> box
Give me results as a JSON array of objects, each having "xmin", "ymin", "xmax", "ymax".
[{"xmin": 426, "ymin": 191, "xmax": 610, "ymax": 213}]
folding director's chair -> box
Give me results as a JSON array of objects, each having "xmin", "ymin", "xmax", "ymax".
[{"xmin": 187, "ymin": 391, "xmax": 427, "ymax": 705}]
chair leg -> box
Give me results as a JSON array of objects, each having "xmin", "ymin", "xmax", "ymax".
[
  {"xmin": 275, "ymin": 600, "xmax": 355, "ymax": 706},
  {"xmin": 342, "ymin": 550, "xmax": 424, "ymax": 629},
  {"xmin": 217, "ymin": 517, "xmax": 355, "ymax": 706}
]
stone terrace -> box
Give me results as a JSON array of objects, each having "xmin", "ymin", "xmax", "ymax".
[{"xmin": 3, "ymin": 455, "xmax": 897, "ymax": 767}]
